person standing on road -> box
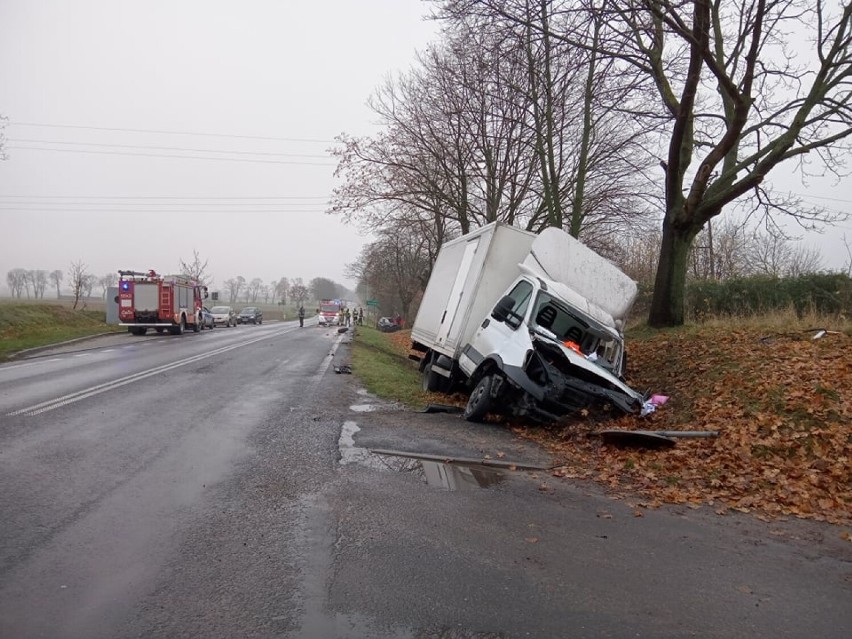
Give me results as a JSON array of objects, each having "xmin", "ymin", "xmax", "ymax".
[
  {"xmin": 298, "ymin": 305, "xmax": 305, "ymax": 328},
  {"xmin": 344, "ymin": 307, "xmax": 351, "ymax": 327}
]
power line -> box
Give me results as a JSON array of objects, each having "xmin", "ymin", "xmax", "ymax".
[
  {"xmin": 789, "ymin": 192, "xmax": 852, "ymax": 205},
  {"xmin": 0, "ymin": 201, "xmax": 329, "ymax": 208},
  {"xmin": 8, "ymin": 138, "xmax": 332, "ymax": 159},
  {"xmin": 0, "ymin": 207, "xmax": 329, "ymax": 213},
  {"xmin": 6, "ymin": 145, "xmax": 337, "ymax": 166},
  {"xmin": 0, "ymin": 195, "xmax": 331, "ymax": 200},
  {"xmin": 8, "ymin": 120, "xmax": 336, "ymax": 144}
]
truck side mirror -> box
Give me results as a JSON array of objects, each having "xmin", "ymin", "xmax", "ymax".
[{"xmin": 491, "ymin": 296, "xmax": 515, "ymax": 322}]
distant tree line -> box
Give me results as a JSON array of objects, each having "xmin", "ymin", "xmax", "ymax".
[
  {"xmin": 5, "ymin": 260, "xmax": 354, "ymax": 313},
  {"xmin": 5, "ymin": 267, "xmax": 117, "ymax": 304}
]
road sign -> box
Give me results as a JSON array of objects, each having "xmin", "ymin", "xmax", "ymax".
[{"xmin": 366, "ymin": 299, "xmax": 380, "ymax": 307}]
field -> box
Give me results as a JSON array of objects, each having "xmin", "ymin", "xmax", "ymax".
[{"xmin": 0, "ymin": 300, "xmax": 123, "ymax": 361}]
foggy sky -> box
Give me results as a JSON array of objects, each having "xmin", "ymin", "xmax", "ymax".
[{"xmin": 0, "ymin": 0, "xmax": 438, "ymax": 294}]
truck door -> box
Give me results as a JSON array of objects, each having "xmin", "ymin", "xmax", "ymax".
[
  {"xmin": 435, "ymin": 237, "xmax": 480, "ymax": 346},
  {"xmin": 464, "ymin": 279, "xmax": 535, "ymax": 375}
]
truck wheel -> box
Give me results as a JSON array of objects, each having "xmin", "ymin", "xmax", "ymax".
[
  {"xmin": 172, "ymin": 318, "xmax": 185, "ymax": 335},
  {"xmin": 464, "ymin": 375, "xmax": 494, "ymax": 422},
  {"xmin": 193, "ymin": 316, "xmax": 201, "ymax": 332},
  {"xmin": 422, "ymin": 359, "xmax": 445, "ymax": 393}
]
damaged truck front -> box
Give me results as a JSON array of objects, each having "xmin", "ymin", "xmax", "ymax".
[{"xmin": 409, "ymin": 222, "xmax": 645, "ymax": 422}]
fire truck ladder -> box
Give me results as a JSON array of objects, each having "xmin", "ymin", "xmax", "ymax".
[{"xmin": 160, "ymin": 285, "xmax": 171, "ymax": 309}]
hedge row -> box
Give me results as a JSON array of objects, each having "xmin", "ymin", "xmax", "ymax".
[{"xmin": 631, "ymin": 274, "xmax": 851, "ymax": 320}]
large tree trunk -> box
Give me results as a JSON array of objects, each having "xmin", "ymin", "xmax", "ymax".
[{"xmin": 648, "ymin": 217, "xmax": 700, "ymax": 327}]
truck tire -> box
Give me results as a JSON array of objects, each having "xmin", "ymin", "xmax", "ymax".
[
  {"xmin": 422, "ymin": 357, "xmax": 447, "ymax": 393},
  {"xmin": 464, "ymin": 375, "xmax": 494, "ymax": 422},
  {"xmin": 171, "ymin": 317, "xmax": 185, "ymax": 335},
  {"xmin": 193, "ymin": 315, "xmax": 201, "ymax": 332}
]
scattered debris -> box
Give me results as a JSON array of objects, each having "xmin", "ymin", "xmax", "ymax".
[
  {"xmin": 596, "ymin": 430, "xmax": 676, "ymax": 449},
  {"xmin": 595, "ymin": 429, "xmax": 719, "ymax": 448},
  {"xmin": 639, "ymin": 393, "xmax": 670, "ymax": 417},
  {"xmin": 759, "ymin": 328, "xmax": 842, "ymax": 344},
  {"xmin": 334, "ymin": 364, "xmax": 352, "ymax": 374},
  {"xmin": 368, "ymin": 448, "xmax": 551, "ymax": 471},
  {"xmin": 418, "ymin": 403, "xmax": 464, "ymax": 414}
]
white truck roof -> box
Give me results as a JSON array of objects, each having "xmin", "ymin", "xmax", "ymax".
[{"xmin": 523, "ymin": 227, "xmax": 637, "ymax": 322}]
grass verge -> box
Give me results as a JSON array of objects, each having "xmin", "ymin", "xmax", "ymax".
[
  {"xmin": 0, "ymin": 303, "xmax": 124, "ymax": 361},
  {"xmin": 352, "ymin": 326, "xmax": 464, "ymax": 408}
]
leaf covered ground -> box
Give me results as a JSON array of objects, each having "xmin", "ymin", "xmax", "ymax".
[{"xmin": 384, "ymin": 327, "xmax": 851, "ymax": 527}]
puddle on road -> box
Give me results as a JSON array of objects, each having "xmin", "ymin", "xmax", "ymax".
[
  {"xmin": 349, "ymin": 404, "xmax": 379, "ymax": 413},
  {"xmin": 338, "ymin": 421, "xmax": 504, "ymax": 492}
]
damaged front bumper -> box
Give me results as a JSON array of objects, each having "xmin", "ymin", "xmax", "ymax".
[{"xmin": 500, "ymin": 337, "xmax": 644, "ymax": 420}]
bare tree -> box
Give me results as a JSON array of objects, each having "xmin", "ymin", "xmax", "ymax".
[
  {"xmin": 49, "ymin": 269, "xmax": 63, "ymax": 298},
  {"xmin": 331, "ymin": 8, "xmax": 655, "ymax": 255},
  {"xmin": 274, "ymin": 277, "xmax": 290, "ymax": 305},
  {"xmin": 179, "ymin": 249, "xmax": 212, "ymax": 286},
  {"xmin": 744, "ymin": 231, "xmax": 823, "ymax": 277},
  {"xmin": 289, "ymin": 279, "xmax": 309, "ymax": 305},
  {"xmin": 69, "ymin": 260, "xmax": 88, "ymax": 310},
  {"xmin": 6, "ymin": 268, "xmax": 27, "ymax": 297},
  {"xmin": 30, "ymin": 270, "xmax": 48, "ymax": 298},
  {"xmin": 348, "ymin": 223, "xmax": 433, "ymax": 321},
  {"xmin": 310, "ymin": 277, "xmax": 340, "ymax": 301},
  {"xmin": 689, "ymin": 218, "xmax": 751, "ymax": 280},
  {"xmin": 223, "ymin": 276, "xmax": 245, "ymax": 304},
  {"xmin": 98, "ymin": 273, "xmax": 118, "ymax": 298},
  {"xmin": 82, "ymin": 274, "xmax": 97, "ymax": 300},
  {"xmin": 243, "ymin": 278, "xmax": 261, "ymax": 303},
  {"xmin": 613, "ymin": 226, "xmax": 663, "ymax": 285},
  {"xmin": 602, "ymin": 0, "xmax": 852, "ymax": 325}
]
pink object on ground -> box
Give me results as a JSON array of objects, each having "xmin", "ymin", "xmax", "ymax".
[{"xmin": 650, "ymin": 394, "xmax": 670, "ymax": 406}]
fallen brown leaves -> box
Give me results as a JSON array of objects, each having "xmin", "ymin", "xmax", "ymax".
[
  {"xmin": 377, "ymin": 326, "xmax": 851, "ymax": 526},
  {"xmin": 531, "ymin": 327, "xmax": 851, "ymax": 526}
]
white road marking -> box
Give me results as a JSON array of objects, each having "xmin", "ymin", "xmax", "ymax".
[{"xmin": 7, "ymin": 327, "xmax": 298, "ymax": 417}]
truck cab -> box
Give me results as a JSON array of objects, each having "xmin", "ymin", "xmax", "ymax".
[{"xmin": 459, "ymin": 273, "xmax": 642, "ymax": 422}]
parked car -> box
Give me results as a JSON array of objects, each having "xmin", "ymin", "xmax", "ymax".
[
  {"xmin": 377, "ymin": 317, "xmax": 400, "ymax": 333},
  {"xmin": 199, "ymin": 307, "xmax": 215, "ymax": 330},
  {"xmin": 238, "ymin": 307, "xmax": 263, "ymax": 324},
  {"xmin": 209, "ymin": 305, "xmax": 237, "ymax": 327}
]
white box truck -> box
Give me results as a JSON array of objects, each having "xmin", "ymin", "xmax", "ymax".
[{"xmin": 409, "ymin": 222, "xmax": 645, "ymax": 422}]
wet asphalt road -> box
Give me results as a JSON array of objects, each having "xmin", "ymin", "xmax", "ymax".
[{"xmin": 0, "ymin": 323, "xmax": 849, "ymax": 638}]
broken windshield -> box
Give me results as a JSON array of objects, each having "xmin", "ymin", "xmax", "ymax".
[{"xmin": 531, "ymin": 292, "xmax": 622, "ymax": 371}]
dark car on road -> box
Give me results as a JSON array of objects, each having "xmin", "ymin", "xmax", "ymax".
[{"xmin": 238, "ymin": 307, "xmax": 263, "ymax": 325}]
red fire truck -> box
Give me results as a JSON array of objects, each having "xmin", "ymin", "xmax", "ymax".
[
  {"xmin": 117, "ymin": 269, "xmax": 208, "ymax": 335},
  {"xmin": 317, "ymin": 299, "xmax": 342, "ymax": 326}
]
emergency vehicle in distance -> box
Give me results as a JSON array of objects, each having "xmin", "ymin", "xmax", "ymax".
[
  {"xmin": 317, "ymin": 299, "xmax": 342, "ymax": 326},
  {"xmin": 117, "ymin": 269, "xmax": 208, "ymax": 335}
]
